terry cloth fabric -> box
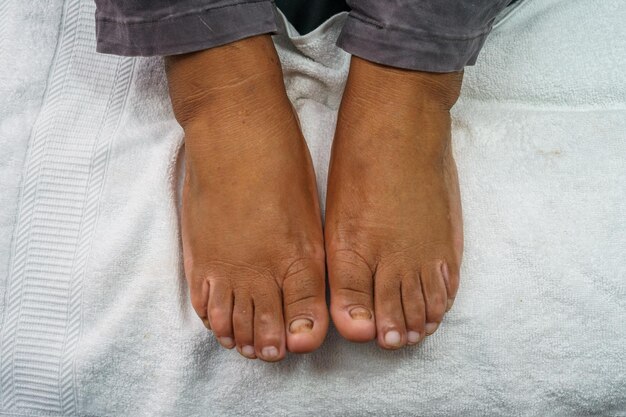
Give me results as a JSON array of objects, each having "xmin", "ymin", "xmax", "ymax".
[{"xmin": 1, "ymin": 0, "xmax": 625, "ymax": 416}]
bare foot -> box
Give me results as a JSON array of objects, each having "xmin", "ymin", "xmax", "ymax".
[
  {"xmin": 166, "ymin": 35, "xmax": 328, "ymax": 361},
  {"xmin": 325, "ymin": 57, "xmax": 464, "ymax": 349}
]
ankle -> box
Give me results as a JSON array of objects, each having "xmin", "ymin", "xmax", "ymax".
[
  {"xmin": 343, "ymin": 56, "xmax": 464, "ymax": 112},
  {"xmin": 166, "ymin": 35, "xmax": 290, "ymax": 125},
  {"xmin": 335, "ymin": 57, "xmax": 460, "ymax": 160}
]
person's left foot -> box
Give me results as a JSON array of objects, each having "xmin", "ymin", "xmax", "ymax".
[{"xmin": 325, "ymin": 57, "xmax": 464, "ymax": 349}]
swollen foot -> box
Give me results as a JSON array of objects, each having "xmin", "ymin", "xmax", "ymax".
[
  {"xmin": 325, "ymin": 57, "xmax": 464, "ymax": 349},
  {"xmin": 167, "ymin": 35, "xmax": 328, "ymax": 361}
]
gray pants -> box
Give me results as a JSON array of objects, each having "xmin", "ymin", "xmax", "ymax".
[{"xmin": 95, "ymin": 0, "xmax": 514, "ymax": 72}]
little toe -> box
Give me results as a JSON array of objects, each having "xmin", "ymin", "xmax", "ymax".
[
  {"xmin": 374, "ymin": 268, "xmax": 407, "ymax": 349},
  {"xmin": 425, "ymin": 322, "xmax": 440, "ymax": 335},
  {"xmin": 233, "ymin": 294, "xmax": 255, "ymax": 358},
  {"xmin": 253, "ymin": 286, "xmax": 286, "ymax": 362},
  {"xmin": 420, "ymin": 262, "xmax": 448, "ymax": 336},
  {"xmin": 401, "ymin": 273, "xmax": 426, "ymax": 345},
  {"xmin": 282, "ymin": 261, "xmax": 328, "ymax": 353},
  {"xmin": 441, "ymin": 260, "xmax": 460, "ymax": 312},
  {"xmin": 328, "ymin": 251, "xmax": 376, "ymax": 342},
  {"xmin": 207, "ymin": 281, "xmax": 234, "ymax": 348},
  {"xmin": 190, "ymin": 278, "xmax": 211, "ymax": 329}
]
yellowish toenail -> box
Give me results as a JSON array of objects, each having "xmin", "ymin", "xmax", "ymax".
[
  {"xmin": 349, "ymin": 307, "xmax": 372, "ymax": 320},
  {"xmin": 384, "ymin": 330, "xmax": 402, "ymax": 346},
  {"xmin": 219, "ymin": 337, "xmax": 234, "ymax": 348},
  {"xmin": 446, "ymin": 299, "xmax": 454, "ymax": 311},
  {"xmin": 289, "ymin": 318, "xmax": 314, "ymax": 333},
  {"xmin": 261, "ymin": 346, "xmax": 279, "ymax": 359},
  {"xmin": 425, "ymin": 322, "xmax": 439, "ymax": 335},
  {"xmin": 242, "ymin": 345, "xmax": 255, "ymax": 358},
  {"xmin": 407, "ymin": 331, "xmax": 420, "ymax": 344}
]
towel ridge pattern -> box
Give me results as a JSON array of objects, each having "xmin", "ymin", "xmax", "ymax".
[{"xmin": 0, "ymin": 0, "xmax": 134, "ymax": 413}]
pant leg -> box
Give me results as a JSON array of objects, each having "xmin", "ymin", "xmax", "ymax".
[
  {"xmin": 337, "ymin": 0, "xmax": 517, "ymax": 72},
  {"xmin": 94, "ymin": 0, "xmax": 279, "ymax": 56}
]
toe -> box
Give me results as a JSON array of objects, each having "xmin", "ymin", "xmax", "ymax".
[
  {"xmin": 207, "ymin": 281, "xmax": 234, "ymax": 348},
  {"xmin": 253, "ymin": 284, "xmax": 286, "ymax": 362},
  {"xmin": 233, "ymin": 293, "xmax": 255, "ymax": 359},
  {"xmin": 441, "ymin": 260, "xmax": 460, "ymax": 311},
  {"xmin": 401, "ymin": 273, "xmax": 426, "ymax": 345},
  {"xmin": 328, "ymin": 251, "xmax": 376, "ymax": 342},
  {"xmin": 190, "ymin": 277, "xmax": 211, "ymax": 329},
  {"xmin": 420, "ymin": 261, "xmax": 448, "ymax": 335},
  {"xmin": 374, "ymin": 268, "xmax": 407, "ymax": 349},
  {"xmin": 282, "ymin": 260, "xmax": 328, "ymax": 353}
]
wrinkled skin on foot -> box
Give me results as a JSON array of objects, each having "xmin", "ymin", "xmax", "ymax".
[
  {"xmin": 325, "ymin": 57, "xmax": 464, "ymax": 349},
  {"xmin": 166, "ymin": 35, "xmax": 328, "ymax": 362}
]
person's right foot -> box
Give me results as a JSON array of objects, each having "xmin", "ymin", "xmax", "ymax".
[{"xmin": 166, "ymin": 35, "xmax": 328, "ymax": 361}]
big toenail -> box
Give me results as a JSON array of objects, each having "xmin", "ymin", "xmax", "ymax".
[
  {"xmin": 242, "ymin": 345, "xmax": 255, "ymax": 358},
  {"xmin": 289, "ymin": 318, "xmax": 314, "ymax": 333},
  {"xmin": 384, "ymin": 330, "xmax": 402, "ymax": 346},
  {"xmin": 219, "ymin": 337, "xmax": 234, "ymax": 348},
  {"xmin": 407, "ymin": 331, "xmax": 420, "ymax": 344},
  {"xmin": 349, "ymin": 307, "xmax": 372, "ymax": 320},
  {"xmin": 261, "ymin": 346, "xmax": 279, "ymax": 359},
  {"xmin": 425, "ymin": 322, "xmax": 439, "ymax": 335}
]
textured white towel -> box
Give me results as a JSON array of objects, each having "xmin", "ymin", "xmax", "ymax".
[{"xmin": 1, "ymin": 0, "xmax": 625, "ymax": 416}]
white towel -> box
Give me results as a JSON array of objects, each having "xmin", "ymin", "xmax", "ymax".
[{"xmin": 0, "ymin": 0, "xmax": 624, "ymax": 416}]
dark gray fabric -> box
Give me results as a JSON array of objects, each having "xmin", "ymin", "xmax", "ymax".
[
  {"xmin": 95, "ymin": 0, "xmax": 278, "ymax": 56},
  {"xmin": 94, "ymin": 0, "xmax": 513, "ymax": 72},
  {"xmin": 337, "ymin": 0, "xmax": 513, "ymax": 72}
]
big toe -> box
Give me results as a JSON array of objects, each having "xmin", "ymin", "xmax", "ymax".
[
  {"xmin": 328, "ymin": 251, "xmax": 376, "ymax": 342},
  {"xmin": 282, "ymin": 260, "xmax": 328, "ymax": 353}
]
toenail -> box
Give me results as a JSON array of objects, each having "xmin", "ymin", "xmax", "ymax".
[
  {"xmin": 425, "ymin": 322, "xmax": 439, "ymax": 335},
  {"xmin": 349, "ymin": 307, "xmax": 372, "ymax": 320},
  {"xmin": 218, "ymin": 337, "xmax": 234, "ymax": 348},
  {"xmin": 446, "ymin": 298, "xmax": 454, "ymax": 311},
  {"xmin": 384, "ymin": 330, "xmax": 402, "ymax": 346},
  {"xmin": 261, "ymin": 346, "xmax": 279, "ymax": 359},
  {"xmin": 242, "ymin": 345, "xmax": 256, "ymax": 358},
  {"xmin": 289, "ymin": 318, "xmax": 314, "ymax": 333},
  {"xmin": 407, "ymin": 331, "xmax": 420, "ymax": 344}
]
